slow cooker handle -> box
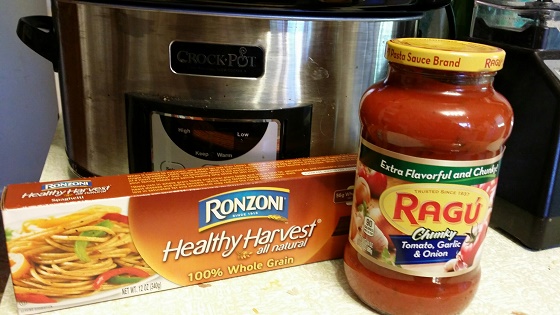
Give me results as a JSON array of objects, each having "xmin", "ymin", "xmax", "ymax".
[{"xmin": 16, "ymin": 16, "xmax": 59, "ymax": 72}]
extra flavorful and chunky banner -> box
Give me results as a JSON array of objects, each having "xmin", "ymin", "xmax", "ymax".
[{"xmin": 1, "ymin": 154, "xmax": 356, "ymax": 315}]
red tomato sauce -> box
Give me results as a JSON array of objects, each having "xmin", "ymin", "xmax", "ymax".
[
  {"xmin": 359, "ymin": 64, "xmax": 513, "ymax": 161},
  {"xmin": 344, "ymin": 244, "xmax": 481, "ymax": 315}
]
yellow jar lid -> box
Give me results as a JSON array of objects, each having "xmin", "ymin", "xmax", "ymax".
[{"xmin": 385, "ymin": 38, "xmax": 506, "ymax": 72}]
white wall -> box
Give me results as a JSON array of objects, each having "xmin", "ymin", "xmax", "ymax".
[{"xmin": 0, "ymin": 1, "xmax": 59, "ymax": 188}]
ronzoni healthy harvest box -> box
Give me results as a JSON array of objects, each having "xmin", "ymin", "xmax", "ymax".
[{"xmin": 1, "ymin": 154, "xmax": 356, "ymax": 314}]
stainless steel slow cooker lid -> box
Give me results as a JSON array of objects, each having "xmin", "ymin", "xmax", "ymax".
[{"xmin": 67, "ymin": 0, "xmax": 452, "ymax": 16}]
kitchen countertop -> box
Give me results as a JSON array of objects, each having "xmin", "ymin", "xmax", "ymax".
[{"xmin": 1, "ymin": 119, "xmax": 560, "ymax": 315}]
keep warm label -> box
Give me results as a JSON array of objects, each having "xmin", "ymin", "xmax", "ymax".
[{"xmin": 349, "ymin": 140, "xmax": 501, "ymax": 277}]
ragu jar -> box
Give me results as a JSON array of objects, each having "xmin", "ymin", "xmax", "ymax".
[{"xmin": 344, "ymin": 38, "xmax": 513, "ymax": 315}]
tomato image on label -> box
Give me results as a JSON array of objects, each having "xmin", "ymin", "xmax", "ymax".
[
  {"xmin": 458, "ymin": 219, "xmax": 488, "ymax": 268},
  {"xmin": 350, "ymin": 162, "xmax": 404, "ymax": 261},
  {"xmin": 357, "ymin": 163, "xmax": 388, "ymax": 198}
]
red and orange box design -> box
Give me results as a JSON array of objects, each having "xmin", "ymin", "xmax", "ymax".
[{"xmin": 1, "ymin": 154, "xmax": 356, "ymax": 314}]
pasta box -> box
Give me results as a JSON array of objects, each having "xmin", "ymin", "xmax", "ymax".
[{"xmin": 1, "ymin": 154, "xmax": 356, "ymax": 314}]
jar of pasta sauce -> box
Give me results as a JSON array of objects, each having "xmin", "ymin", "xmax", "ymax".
[{"xmin": 344, "ymin": 38, "xmax": 513, "ymax": 315}]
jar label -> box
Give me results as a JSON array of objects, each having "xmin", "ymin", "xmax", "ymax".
[{"xmin": 349, "ymin": 139, "xmax": 502, "ymax": 277}]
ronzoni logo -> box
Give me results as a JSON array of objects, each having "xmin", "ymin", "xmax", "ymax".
[
  {"xmin": 42, "ymin": 180, "xmax": 92, "ymax": 191},
  {"xmin": 199, "ymin": 188, "xmax": 289, "ymax": 231}
]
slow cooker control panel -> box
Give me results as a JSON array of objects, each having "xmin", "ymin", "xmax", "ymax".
[
  {"xmin": 126, "ymin": 94, "xmax": 312, "ymax": 173},
  {"xmin": 152, "ymin": 113, "xmax": 280, "ymax": 170}
]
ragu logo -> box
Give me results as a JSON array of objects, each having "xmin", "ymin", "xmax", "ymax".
[
  {"xmin": 169, "ymin": 42, "xmax": 265, "ymax": 78},
  {"xmin": 380, "ymin": 184, "xmax": 489, "ymax": 235},
  {"xmin": 41, "ymin": 180, "xmax": 92, "ymax": 190},
  {"xmin": 198, "ymin": 187, "xmax": 289, "ymax": 231},
  {"xmin": 393, "ymin": 193, "xmax": 483, "ymax": 225},
  {"xmin": 484, "ymin": 58, "xmax": 502, "ymax": 68}
]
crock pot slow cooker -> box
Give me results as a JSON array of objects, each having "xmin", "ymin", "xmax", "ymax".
[{"xmin": 18, "ymin": 0, "xmax": 450, "ymax": 176}]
